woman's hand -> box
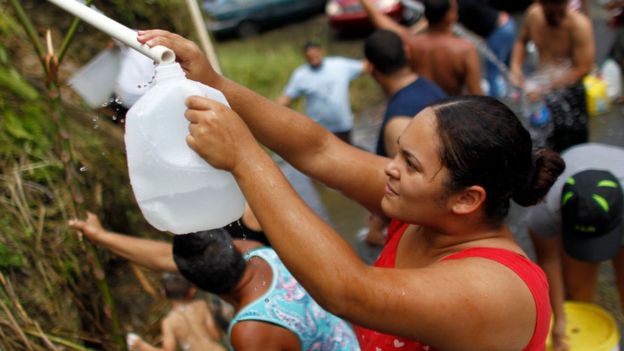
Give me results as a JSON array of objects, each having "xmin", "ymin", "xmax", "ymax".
[
  {"xmin": 184, "ymin": 96, "xmax": 260, "ymax": 174},
  {"xmin": 137, "ymin": 30, "xmax": 217, "ymax": 84},
  {"xmin": 68, "ymin": 212, "xmax": 106, "ymax": 243}
]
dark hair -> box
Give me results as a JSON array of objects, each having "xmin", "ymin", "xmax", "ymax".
[
  {"xmin": 364, "ymin": 29, "xmax": 408, "ymax": 75},
  {"xmin": 161, "ymin": 272, "xmax": 193, "ymax": 299},
  {"xmin": 541, "ymin": 0, "xmax": 568, "ymax": 4},
  {"xmin": 172, "ymin": 229, "xmax": 246, "ymax": 295},
  {"xmin": 303, "ymin": 41, "xmax": 321, "ymax": 52},
  {"xmin": 431, "ymin": 96, "xmax": 565, "ymax": 224},
  {"xmin": 424, "ymin": 0, "xmax": 451, "ymax": 25}
]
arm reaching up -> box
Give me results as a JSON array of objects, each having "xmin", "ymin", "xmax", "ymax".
[
  {"xmin": 69, "ymin": 212, "xmax": 177, "ymax": 272},
  {"xmin": 358, "ymin": 0, "xmax": 411, "ymax": 42}
]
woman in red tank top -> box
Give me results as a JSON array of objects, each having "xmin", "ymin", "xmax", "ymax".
[{"xmin": 139, "ymin": 31, "xmax": 565, "ymax": 351}]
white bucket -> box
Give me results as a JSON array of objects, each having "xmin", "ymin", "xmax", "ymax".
[{"xmin": 68, "ymin": 48, "xmax": 121, "ymax": 108}]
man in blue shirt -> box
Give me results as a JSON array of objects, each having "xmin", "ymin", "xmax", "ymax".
[{"xmin": 277, "ymin": 42, "xmax": 364, "ymax": 144}]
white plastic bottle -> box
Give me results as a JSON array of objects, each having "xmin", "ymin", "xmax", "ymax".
[{"xmin": 125, "ymin": 62, "xmax": 245, "ymax": 234}]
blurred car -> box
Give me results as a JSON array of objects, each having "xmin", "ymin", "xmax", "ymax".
[
  {"xmin": 326, "ymin": 0, "xmax": 404, "ymax": 33},
  {"xmin": 203, "ymin": 0, "xmax": 327, "ymax": 39}
]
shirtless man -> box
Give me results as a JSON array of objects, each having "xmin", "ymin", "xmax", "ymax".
[
  {"xmin": 358, "ymin": 0, "xmax": 483, "ymax": 96},
  {"xmin": 127, "ymin": 273, "xmax": 225, "ymax": 351},
  {"xmin": 510, "ymin": 0, "xmax": 594, "ymax": 151}
]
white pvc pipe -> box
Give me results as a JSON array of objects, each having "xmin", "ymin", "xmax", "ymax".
[{"xmin": 46, "ymin": 0, "xmax": 175, "ymax": 64}]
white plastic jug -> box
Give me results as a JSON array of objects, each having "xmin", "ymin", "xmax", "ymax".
[{"xmin": 125, "ymin": 62, "xmax": 245, "ymax": 234}]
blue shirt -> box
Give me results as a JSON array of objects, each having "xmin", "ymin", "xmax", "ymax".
[
  {"xmin": 228, "ymin": 248, "xmax": 360, "ymax": 350},
  {"xmin": 284, "ymin": 57, "xmax": 363, "ymax": 133},
  {"xmin": 375, "ymin": 77, "xmax": 447, "ymax": 156}
]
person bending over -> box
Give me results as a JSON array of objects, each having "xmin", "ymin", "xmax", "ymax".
[{"xmin": 127, "ymin": 272, "xmax": 224, "ymax": 351}]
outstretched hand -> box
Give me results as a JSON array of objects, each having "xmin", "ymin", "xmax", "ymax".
[
  {"xmin": 184, "ymin": 96, "xmax": 260, "ymax": 174},
  {"xmin": 68, "ymin": 212, "xmax": 105, "ymax": 243},
  {"xmin": 137, "ymin": 30, "xmax": 217, "ymax": 84}
]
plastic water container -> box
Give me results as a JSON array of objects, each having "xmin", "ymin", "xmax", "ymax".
[
  {"xmin": 68, "ymin": 48, "xmax": 121, "ymax": 108},
  {"xmin": 125, "ymin": 62, "xmax": 245, "ymax": 234}
]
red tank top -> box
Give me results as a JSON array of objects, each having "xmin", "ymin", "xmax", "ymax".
[{"xmin": 354, "ymin": 221, "xmax": 551, "ymax": 351}]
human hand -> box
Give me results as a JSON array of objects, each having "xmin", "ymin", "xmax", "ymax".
[
  {"xmin": 137, "ymin": 30, "xmax": 217, "ymax": 84},
  {"xmin": 184, "ymin": 96, "xmax": 259, "ymax": 174},
  {"xmin": 126, "ymin": 332, "xmax": 141, "ymax": 351},
  {"xmin": 510, "ymin": 69, "xmax": 525, "ymax": 89},
  {"xmin": 551, "ymin": 315, "xmax": 570, "ymax": 351},
  {"xmin": 68, "ymin": 212, "xmax": 106, "ymax": 243}
]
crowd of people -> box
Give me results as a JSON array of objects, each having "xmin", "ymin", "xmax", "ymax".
[{"xmin": 68, "ymin": 1, "xmax": 624, "ymax": 350}]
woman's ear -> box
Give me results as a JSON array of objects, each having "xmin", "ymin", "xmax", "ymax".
[
  {"xmin": 363, "ymin": 60, "xmax": 374, "ymax": 75},
  {"xmin": 450, "ymin": 185, "xmax": 486, "ymax": 215}
]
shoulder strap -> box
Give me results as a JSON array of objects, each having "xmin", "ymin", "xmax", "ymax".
[{"xmin": 443, "ymin": 248, "xmax": 551, "ymax": 351}]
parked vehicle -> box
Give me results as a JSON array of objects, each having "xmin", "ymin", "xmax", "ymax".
[
  {"xmin": 203, "ymin": 0, "xmax": 327, "ymax": 39},
  {"xmin": 326, "ymin": 0, "xmax": 404, "ymax": 33}
]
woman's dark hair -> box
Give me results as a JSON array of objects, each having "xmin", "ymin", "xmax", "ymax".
[
  {"xmin": 172, "ymin": 229, "xmax": 246, "ymax": 295},
  {"xmin": 364, "ymin": 29, "xmax": 407, "ymax": 75},
  {"xmin": 431, "ymin": 96, "xmax": 565, "ymax": 224},
  {"xmin": 161, "ymin": 272, "xmax": 193, "ymax": 300}
]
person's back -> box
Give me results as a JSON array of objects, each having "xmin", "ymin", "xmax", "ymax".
[
  {"xmin": 408, "ymin": 31, "xmax": 479, "ymax": 96},
  {"xmin": 128, "ymin": 273, "xmax": 225, "ymax": 351},
  {"xmin": 162, "ymin": 299, "xmax": 222, "ymax": 351},
  {"xmin": 407, "ymin": 0, "xmax": 482, "ymax": 96}
]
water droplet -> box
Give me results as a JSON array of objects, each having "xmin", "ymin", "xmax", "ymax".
[
  {"xmin": 79, "ymin": 166, "xmax": 87, "ymax": 172},
  {"xmin": 137, "ymin": 84, "xmax": 142, "ymax": 89},
  {"xmin": 264, "ymin": 298, "xmax": 270, "ymax": 303},
  {"xmin": 262, "ymin": 280, "xmax": 266, "ymax": 286}
]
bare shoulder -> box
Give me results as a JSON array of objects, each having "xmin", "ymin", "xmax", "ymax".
[
  {"xmin": 569, "ymin": 10, "xmax": 592, "ymax": 32},
  {"xmin": 231, "ymin": 320, "xmax": 300, "ymax": 350},
  {"xmin": 426, "ymin": 257, "xmax": 538, "ymax": 348},
  {"xmin": 526, "ymin": 3, "xmax": 543, "ymax": 20},
  {"xmin": 190, "ymin": 299, "xmax": 209, "ymax": 311}
]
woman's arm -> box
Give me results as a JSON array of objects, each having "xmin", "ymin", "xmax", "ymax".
[
  {"xmin": 182, "ymin": 97, "xmax": 537, "ymax": 350},
  {"xmin": 69, "ymin": 212, "xmax": 177, "ymax": 272},
  {"xmin": 357, "ymin": 0, "xmax": 410, "ymax": 41},
  {"xmin": 138, "ymin": 30, "xmax": 389, "ymax": 215}
]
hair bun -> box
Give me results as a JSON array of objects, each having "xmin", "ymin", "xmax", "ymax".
[{"xmin": 513, "ymin": 148, "xmax": 566, "ymax": 206}]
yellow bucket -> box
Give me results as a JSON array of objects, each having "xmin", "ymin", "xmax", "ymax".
[{"xmin": 547, "ymin": 302, "xmax": 620, "ymax": 351}]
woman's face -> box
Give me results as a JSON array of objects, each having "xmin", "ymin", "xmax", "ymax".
[{"xmin": 381, "ymin": 109, "xmax": 451, "ymax": 224}]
